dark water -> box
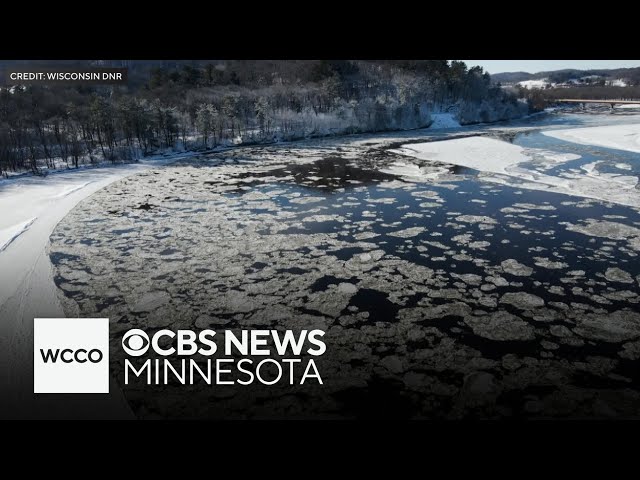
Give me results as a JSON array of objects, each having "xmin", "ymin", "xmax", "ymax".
[{"xmin": 219, "ymin": 154, "xmax": 640, "ymax": 306}]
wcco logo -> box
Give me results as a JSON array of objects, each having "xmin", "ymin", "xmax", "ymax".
[
  {"xmin": 34, "ymin": 318, "xmax": 109, "ymax": 393},
  {"xmin": 40, "ymin": 348, "xmax": 104, "ymax": 364}
]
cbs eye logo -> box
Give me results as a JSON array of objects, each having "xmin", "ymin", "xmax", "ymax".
[{"xmin": 122, "ymin": 329, "xmax": 150, "ymax": 356}]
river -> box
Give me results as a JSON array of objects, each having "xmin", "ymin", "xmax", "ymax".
[{"xmin": 46, "ymin": 108, "xmax": 640, "ymax": 419}]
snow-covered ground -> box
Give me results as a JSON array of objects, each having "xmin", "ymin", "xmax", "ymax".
[
  {"xmin": 607, "ymin": 79, "xmax": 628, "ymax": 87},
  {"xmin": 518, "ymin": 79, "xmax": 550, "ymax": 89},
  {"xmin": 0, "ymin": 152, "xmax": 193, "ymax": 419},
  {"xmin": 543, "ymin": 123, "xmax": 640, "ymax": 153},
  {"xmin": 514, "ymin": 76, "xmax": 630, "ymax": 90},
  {"xmin": 0, "ymin": 218, "xmax": 36, "ymax": 253},
  {"xmin": 392, "ymin": 135, "xmax": 640, "ymax": 208}
]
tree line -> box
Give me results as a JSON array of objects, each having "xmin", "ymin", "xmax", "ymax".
[
  {"xmin": 514, "ymin": 85, "xmax": 640, "ymax": 110},
  {"xmin": 0, "ymin": 60, "xmax": 529, "ymax": 176}
]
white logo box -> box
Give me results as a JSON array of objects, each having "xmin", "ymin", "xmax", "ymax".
[{"xmin": 34, "ymin": 318, "xmax": 109, "ymax": 393}]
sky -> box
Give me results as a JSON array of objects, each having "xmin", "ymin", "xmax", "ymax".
[{"xmin": 460, "ymin": 60, "xmax": 640, "ymax": 74}]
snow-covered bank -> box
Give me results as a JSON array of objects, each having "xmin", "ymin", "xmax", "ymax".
[
  {"xmin": 391, "ymin": 136, "xmax": 640, "ymax": 208},
  {"xmin": 518, "ymin": 79, "xmax": 550, "ymax": 89},
  {"xmin": 0, "ymin": 218, "xmax": 36, "ymax": 253},
  {"xmin": 0, "ymin": 151, "xmax": 190, "ymax": 419},
  {"xmin": 543, "ymin": 123, "xmax": 640, "ymax": 153},
  {"xmin": 429, "ymin": 113, "xmax": 461, "ymax": 129}
]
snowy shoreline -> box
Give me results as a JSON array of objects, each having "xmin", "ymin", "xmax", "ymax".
[
  {"xmin": 0, "ymin": 149, "xmax": 198, "ymax": 419},
  {"xmin": 0, "ymin": 113, "xmax": 464, "ymax": 184}
]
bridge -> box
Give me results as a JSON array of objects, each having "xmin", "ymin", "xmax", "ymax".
[{"xmin": 553, "ymin": 99, "xmax": 640, "ymax": 110}]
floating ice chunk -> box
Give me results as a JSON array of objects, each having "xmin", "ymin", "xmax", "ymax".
[
  {"xmin": 132, "ymin": 291, "xmax": 168, "ymax": 312},
  {"xmin": 303, "ymin": 215, "xmax": 346, "ymax": 223},
  {"xmin": 353, "ymin": 232, "xmax": 379, "ymax": 240},
  {"xmin": 619, "ymin": 341, "xmax": 640, "ymax": 360},
  {"xmin": 500, "ymin": 292, "xmax": 545, "ymax": 309},
  {"xmin": 468, "ymin": 241, "xmax": 491, "ymax": 250},
  {"xmin": 338, "ymin": 282, "xmax": 358, "ymax": 294},
  {"xmin": 358, "ymin": 253, "xmax": 372, "ymax": 262},
  {"xmin": 381, "ymin": 355, "xmax": 404, "ymax": 373},
  {"xmin": 533, "ymin": 257, "xmax": 568, "ymax": 269},
  {"xmin": 423, "ymin": 241, "xmax": 448, "ymax": 249},
  {"xmin": 394, "ymin": 134, "xmax": 640, "ymax": 206},
  {"xmin": 486, "ymin": 275, "xmax": 509, "ymax": 287},
  {"xmin": 573, "ymin": 310, "xmax": 640, "ymax": 342},
  {"xmin": 604, "ymin": 267, "xmax": 634, "ymax": 284},
  {"xmin": 243, "ymin": 191, "xmax": 272, "ymax": 201},
  {"xmin": 581, "ymin": 162, "xmax": 599, "ymax": 175},
  {"xmin": 550, "ymin": 326, "xmax": 573, "ymax": 339},
  {"xmin": 392, "ymin": 137, "xmax": 529, "ymax": 175},
  {"xmin": 305, "ymin": 289, "xmax": 353, "ymax": 318},
  {"xmin": 512, "ymin": 203, "xmax": 556, "ymax": 211},
  {"xmin": 388, "ymin": 227, "xmax": 425, "ymax": 238},
  {"xmin": 451, "ymin": 273, "xmax": 483, "ymax": 286},
  {"xmin": 464, "ymin": 311, "xmax": 535, "ymax": 341},
  {"xmin": 367, "ymin": 197, "xmax": 396, "ymax": 204},
  {"xmin": 500, "ymin": 207, "xmax": 528, "ymax": 214},
  {"xmin": 451, "ymin": 234, "xmax": 472, "ymax": 245},
  {"xmin": 455, "ymin": 215, "xmax": 497, "ymax": 225},
  {"xmin": 379, "ymin": 162, "xmax": 449, "ymax": 181},
  {"xmin": 567, "ymin": 270, "xmax": 585, "ymax": 276},
  {"xmin": 564, "ymin": 219, "xmax": 640, "ymax": 251},
  {"xmin": 543, "ymin": 123, "xmax": 640, "ymax": 154},
  {"xmin": 500, "ymin": 259, "xmax": 533, "ymax": 277}
]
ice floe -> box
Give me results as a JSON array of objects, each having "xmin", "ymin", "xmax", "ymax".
[
  {"xmin": 464, "ymin": 311, "xmax": 536, "ymax": 341},
  {"xmin": 393, "ymin": 135, "xmax": 640, "ymax": 208},
  {"xmin": 563, "ymin": 219, "xmax": 640, "ymax": 251},
  {"xmin": 543, "ymin": 123, "xmax": 640, "ymax": 154},
  {"xmin": 501, "ymin": 259, "xmax": 533, "ymax": 277},
  {"xmin": 499, "ymin": 292, "xmax": 545, "ymax": 309},
  {"xmin": 604, "ymin": 267, "xmax": 634, "ymax": 284},
  {"xmin": 573, "ymin": 310, "xmax": 640, "ymax": 342}
]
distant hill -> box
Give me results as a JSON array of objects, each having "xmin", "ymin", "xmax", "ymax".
[
  {"xmin": 492, "ymin": 67, "xmax": 640, "ymax": 87},
  {"xmin": 489, "ymin": 71, "xmax": 535, "ymax": 83}
]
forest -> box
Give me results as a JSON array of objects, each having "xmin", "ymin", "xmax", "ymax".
[
  {"xmin": 0, "ymin": 60, "xmax": 530, "ymax": 176},
  {"xmin": 540, "ymin": 85, "xmax": 640, "ymax": 101}
]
